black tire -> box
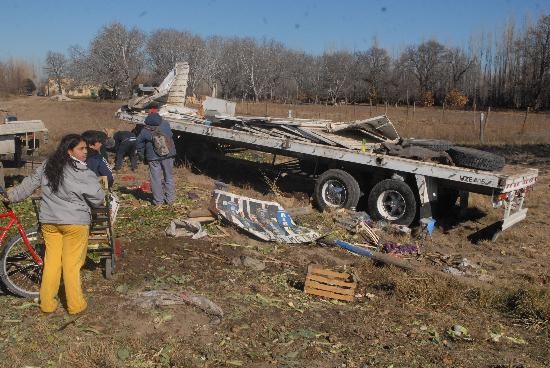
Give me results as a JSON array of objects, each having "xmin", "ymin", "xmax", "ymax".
[
  {"xmin": 447, "ymin": 146, "xmax": 505, "ymax": 171},
  {"xmin": 402, "ymin": 138, "xmax": 454, "ymax": 152},
  {"xmin": 0, "ymin": 228, "xmax": 44, "ymax": 299},
  {"xmin": 314, "ymin": 169, "xmax": 360, "ymax": 211},
  {"xmin": 367, "ymin": 179, "xmax": 417, "ymax": 226}
]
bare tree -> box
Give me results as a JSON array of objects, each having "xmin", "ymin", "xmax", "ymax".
[
  {"xmin": 355, "ymin": 46, "xmax": 391, "ymax": 102},
  {"xmin": 0, "ymin": 59, "xmax": 34, "ymax": 95},
  {"xmin": 44, "ymin": 51, "xmax": 67, "ymax": 94},
  {"xmin": 525, "ymin": 15, "xmax": 550, "ymax": 109},
  {"xmin": 401, "ymin": 40, "xmax": 447, "ymax": 97},
  {"xmin": 81, "ymin": 23, "xmax": 145, "ymax": 98},
  {"xmin": 322, "ymin": 51, "xmax": 354, "ymax": 104}
]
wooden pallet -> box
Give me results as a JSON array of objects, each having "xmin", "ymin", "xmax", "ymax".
[{"xmin": 304, "ymin": 265, "xmax": 356, "ymax": 302}]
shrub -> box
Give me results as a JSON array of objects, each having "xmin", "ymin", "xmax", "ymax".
[
  {"xmin": 422, "ymin": 91, "xmax": 434, "ymax": 107},
  {"xmin": 445, "ymin": 90, "xmax": 469, "ymax": 109}
]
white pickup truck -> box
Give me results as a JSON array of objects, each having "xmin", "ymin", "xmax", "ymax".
[{"xmin": 0, "ymin": 113, "xmax": 48, "ymax": 186}]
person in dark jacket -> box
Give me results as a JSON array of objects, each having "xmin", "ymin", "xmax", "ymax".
[
  {"xmin": 82, "ymin": 130, "xmax": 109, "ymax": 162},
  {"xmin": 82, "ymin": 130, "xmax": 114, "ymax": 187},
  {"xmin": 112, "ymin": 129, "xmax": 138, "ymax": 171},
  {"xmin": 136, "ymin": 107, "xmax": 176, "ymax": 205}
]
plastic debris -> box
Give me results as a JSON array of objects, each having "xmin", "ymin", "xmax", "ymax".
[
  {"xmin": 165, "ymin": 219, "xmax": 208, "ymax": 239},
  {"xmin": 446, "ymin": 324, "xmax": 473, "ymax": 341},
  {"xmin": 420, "ymin": 217, "xmax": 436, "ymax": 236},
  {"xmin": 212, "ymin": 189, "xmax": 319, "ymax": 243},
  {"xmin": 381, "ymin": 241, "xmax": 419, "ymax": 255},
  {"xmin": 134, "ymin": 290, "xmax": 223, "ymax": 319},
  {"xmin": 332, "ymin": 240, "xmax": 414, "ymax": 270}
]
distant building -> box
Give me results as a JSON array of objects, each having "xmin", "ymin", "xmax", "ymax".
[{"xmin": 45, "ymin": 78, "xmax": 101, "ymax": 98}]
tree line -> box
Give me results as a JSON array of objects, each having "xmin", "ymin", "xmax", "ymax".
[{"xmin": 2, "ymin": 14, "xmax": 550, "ymax": 110}]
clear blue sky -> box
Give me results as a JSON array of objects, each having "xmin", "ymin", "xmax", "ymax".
[{"xmin": 1, "ymin": 0, "xmax": 548, "ymax": 65}]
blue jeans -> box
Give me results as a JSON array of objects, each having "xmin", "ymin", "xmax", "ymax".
[{"xmin": 149, "ymin": 158, "xmax": 175, "ymax": 205}]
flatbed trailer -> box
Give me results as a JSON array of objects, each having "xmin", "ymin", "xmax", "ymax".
[{"xmin": 117, "ymin": 108, "xmax": 537, "ymax": 239}]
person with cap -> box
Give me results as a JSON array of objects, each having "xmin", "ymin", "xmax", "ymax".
[{"xmin": 136, "ymin": 104, "xmax": 177, "ymax": 205}]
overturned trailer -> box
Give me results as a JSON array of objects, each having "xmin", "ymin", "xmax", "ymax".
[{"xmin": 117, "ymin": 63, "xmax": 538, "ymax": 239}]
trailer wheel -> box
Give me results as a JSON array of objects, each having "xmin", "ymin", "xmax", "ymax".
[
  {"xmin": 447, "ymin": 146, "xmax": 505, "ymax": 171},
  {"xmin": 314, "ymin": 169, "xmax": 360, "ymax": 210},
  {"xmin": 367, "ymin": 179, "xmax": 417, "ymax": 225},
  {"xmin": 402, "ymin": 138, "xmax": 454, "ymax": 152}
]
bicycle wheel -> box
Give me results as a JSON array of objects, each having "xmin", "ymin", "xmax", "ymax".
[{"xmin": 0, "ymin": 227, "xmax": 44, "ymax": 299}]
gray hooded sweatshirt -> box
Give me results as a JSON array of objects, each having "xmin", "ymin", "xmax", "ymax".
[{"xmin": 8, "ymin": 160, "xmax": 105, "ymax": 225}]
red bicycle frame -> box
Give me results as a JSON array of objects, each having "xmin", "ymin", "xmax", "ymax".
[{"xmin": 0, "ymin": 208, "xmax": 43, "ymax": 265}]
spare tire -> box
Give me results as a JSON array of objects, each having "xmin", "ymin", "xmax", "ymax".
[
  {"xmin": 402, "ymin": 138, "xmax": 454, "ymax": 152},
  {"xmin": 447, "ymin": 146, "xmax": 505, "ymax": 171}
]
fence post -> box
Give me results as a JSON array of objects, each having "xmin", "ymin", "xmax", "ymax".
[
  {"xmin": 265, "ymin": 100, "xmax": 268, "ymax": 117},
  {"xmin": 369, "ymin": 99, "xmax": 373, "ymax": 116},
  {"xmin": 479, "ymin": 112, "xmax": 485, "ymax": 144},
  {"xmin": 442, "ymin": 102, "xmax": 446, "ymax": 124},
  {"xmin": 472, "ymin": 102, "xmax": 476, "ymax": 128},
  {"xmin": 385, "ymin": 101, "xmax": 388, "ymax": 115},
  {"xmin": 520, "ymin": 106, "xmax": 530, "ymax": 136},
  {"xmin": 412, "ymin": 101, "xmax": 416, "ymax": 122}
]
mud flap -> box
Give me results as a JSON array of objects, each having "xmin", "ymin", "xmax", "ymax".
[{"xmin": 414, "ymin": 174, "xmax": 438, "ymax": 220}]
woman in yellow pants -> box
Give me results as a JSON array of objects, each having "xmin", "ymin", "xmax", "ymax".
[{"xmin": 6, "ymin": 134, "xmax": 105, "ymax": 314}]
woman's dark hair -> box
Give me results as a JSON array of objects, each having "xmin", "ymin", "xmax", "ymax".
[{"xmin": 44, "ymin": 134, "xmax": 84, "ymax": 192}]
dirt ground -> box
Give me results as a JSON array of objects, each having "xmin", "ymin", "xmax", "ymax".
[{"xmin": 0, "ymin": 97, "xmax": 548, "ymax": 368}]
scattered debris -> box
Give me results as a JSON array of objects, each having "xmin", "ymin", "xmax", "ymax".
[
  {"xmin": 331, "ymin": 239, "xmax": 414, "ymax": 271},
  {"xmin": 420, "ymin": 217, "xmax": 436, "ymax": 237},
  {"xmin": 489, "ymin": 332, "xmax": 528, "ymax": 345},
  {"xmin": 381, "ymin": 241, "xmax": 419, "ymax": 255},
  {"xmin": 134, "ymin": 290, "xmax": 223, "ymax": 319},
  {"xmin": 231, "ymin": 255, "xmax": 266, "ymax": 271},
  {"xmin": 304, "ymin": 264, "xmax": 357, "ymax": 302},
  {"xmin": 165, "ymin": 219, "xmax": 208, "ymax": 239},
  {"xmin": 377, "ymin": 143, "xmax": 454, "ymax": 165},
  {"xmin": 332, "ymin": 209, "xmax": 371, "ymax": 231},
  {"xmin": 446, "ymin": 324, "xmax": 473, "ymax": 341},
  {"xmin": 212, "ymin": 190, "xmax": 319, "ymax": 243},
  {"xmin": 442, "ymin": 257, "xmax": 489, "ymax": 280}
]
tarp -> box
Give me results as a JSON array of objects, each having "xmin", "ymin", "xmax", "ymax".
[{"xmin": 212, "ymin": 190, "xmax": 319, "ymax": 243}]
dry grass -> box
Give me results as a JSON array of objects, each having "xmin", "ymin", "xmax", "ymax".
[{"xmin": 237, "ymin": 101, "xmax": 550, "ymax": 145}]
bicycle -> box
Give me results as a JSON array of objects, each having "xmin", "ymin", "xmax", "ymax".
[
  {"xmin": 0, "ymin": 189, "xmax": 43, "ymax": 299},
  {"xmin": 0, "ymin": 180, "xmax": 119, "ymax": 299}
]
